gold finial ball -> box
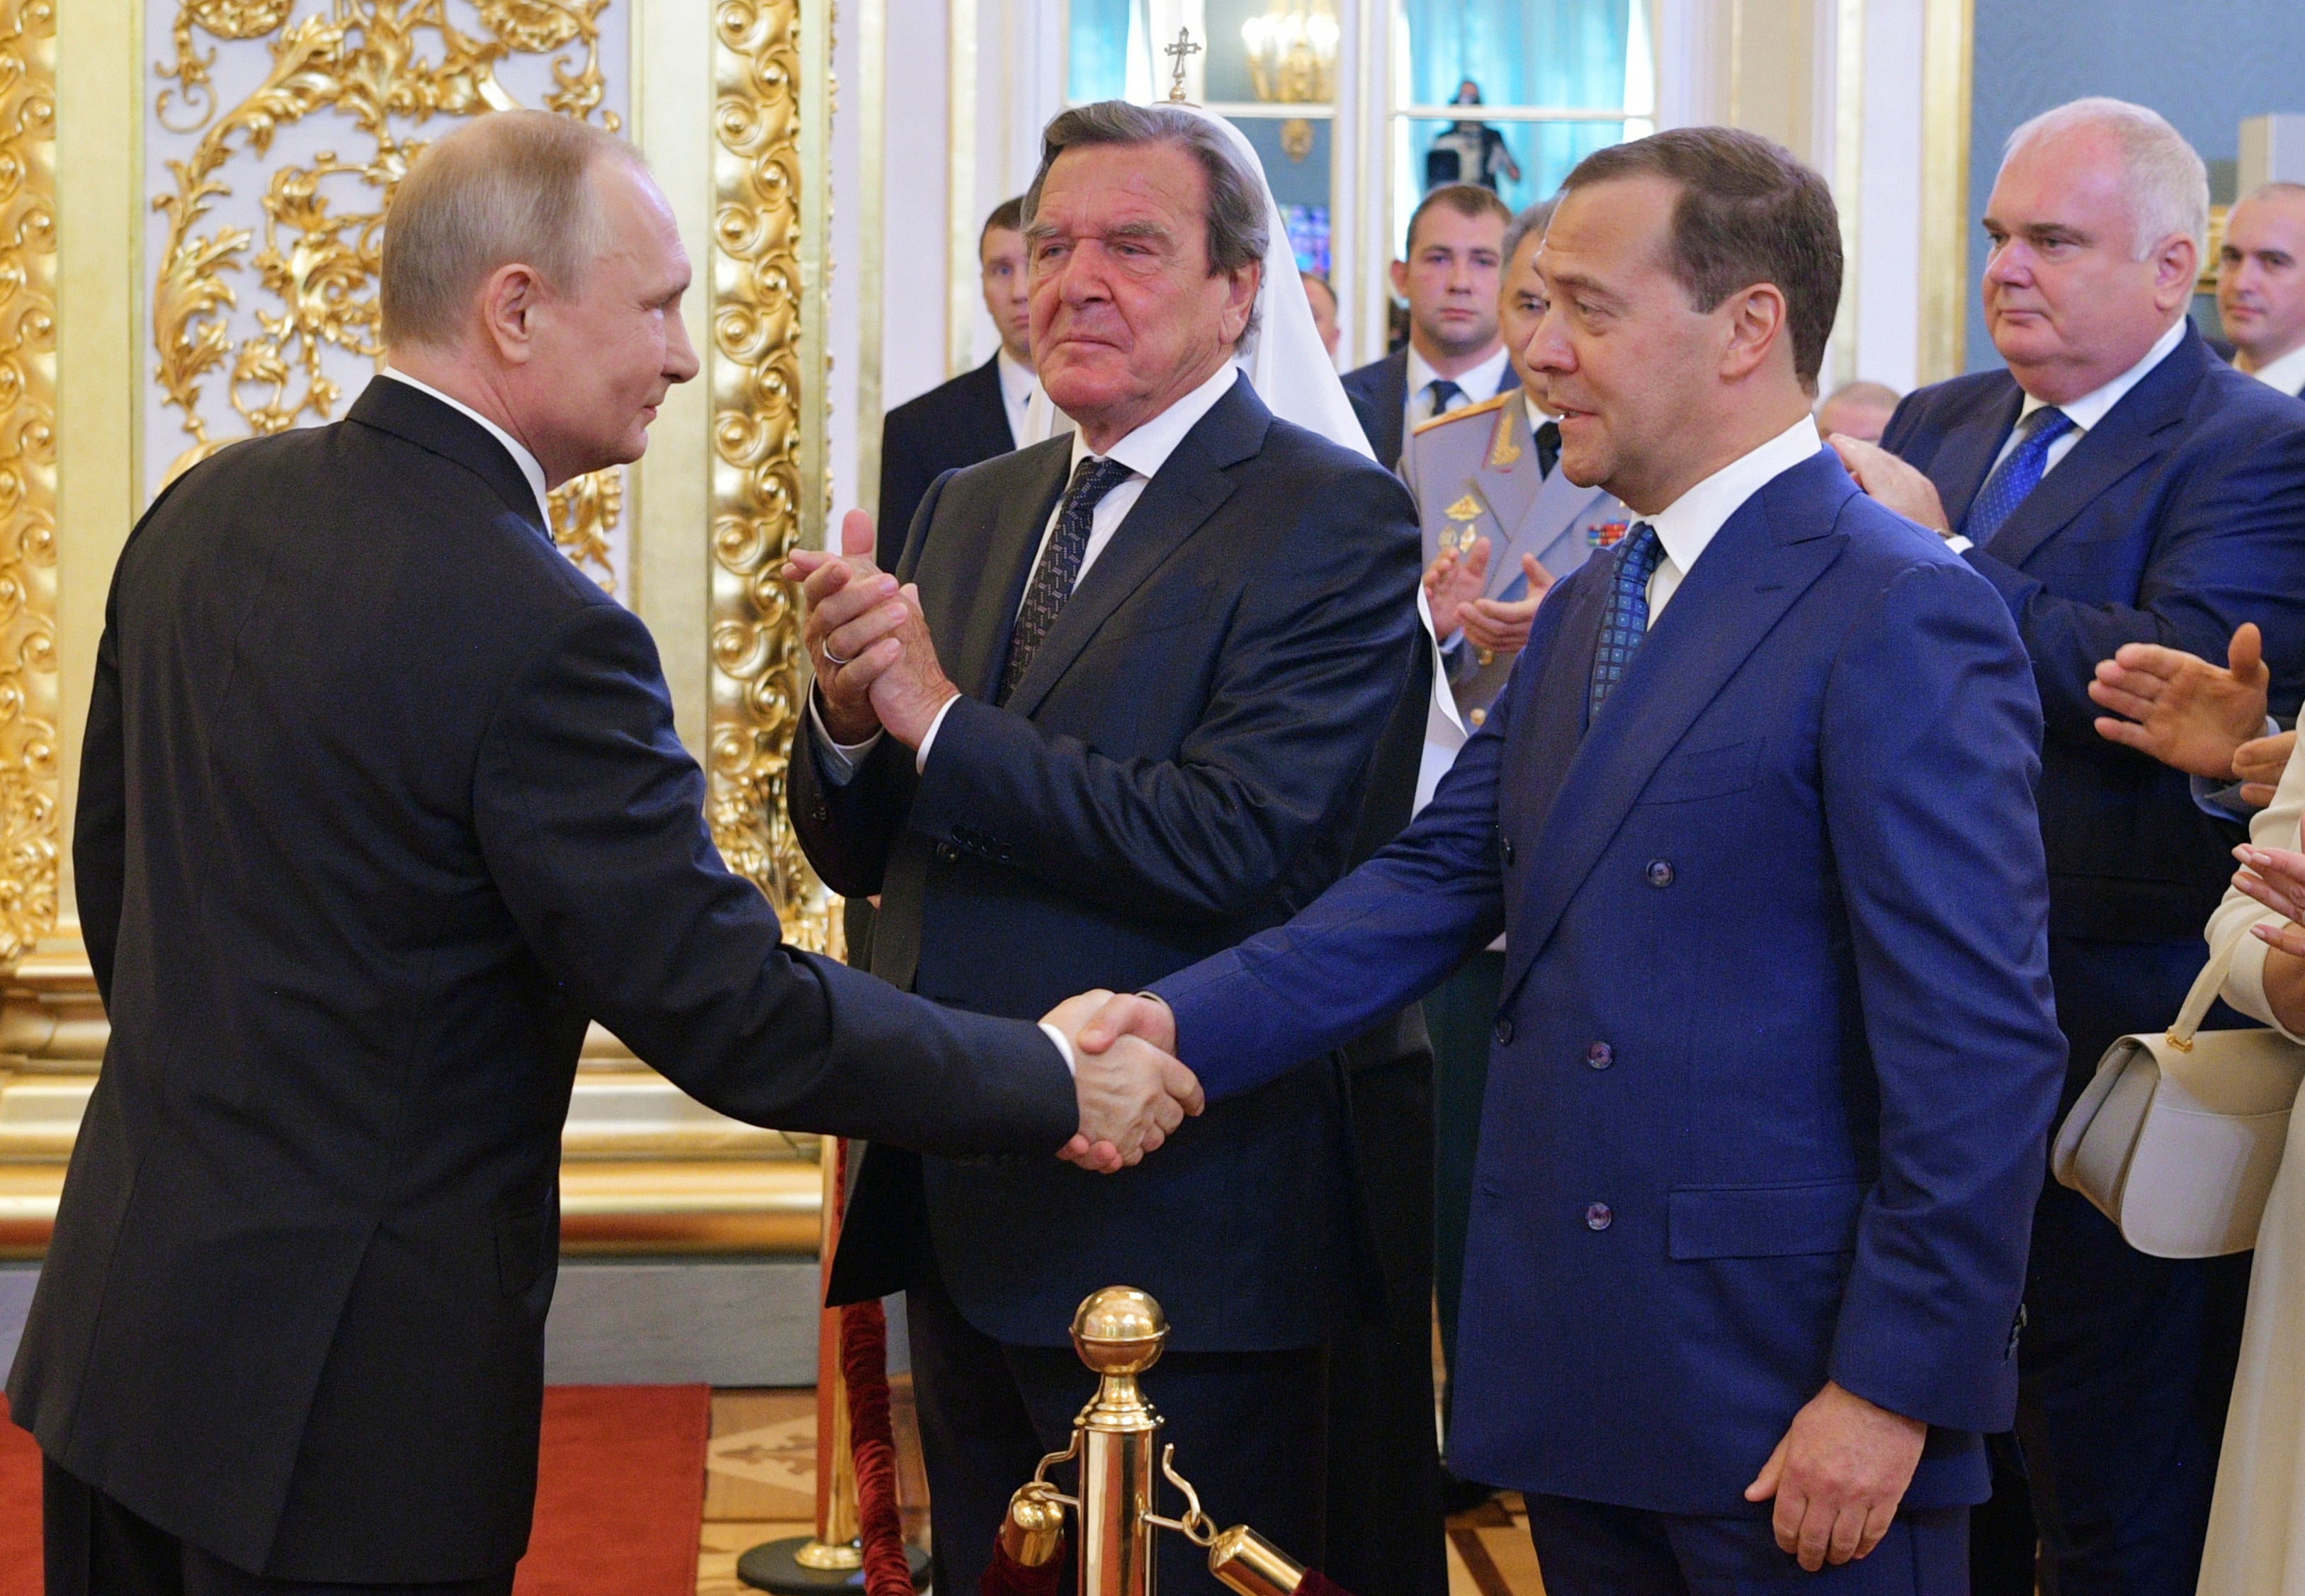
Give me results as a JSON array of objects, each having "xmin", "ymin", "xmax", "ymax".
[{"xmin": 1071, "ymin": 1286, "xmax": 1167, "ymax": 1375}]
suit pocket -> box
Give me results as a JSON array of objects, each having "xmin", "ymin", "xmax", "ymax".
[
  {"xmin": 1636, "ymin": 737, "xmax": 1759, "ymax": 805},
  {"xmin": 494, "ymin": 1197, "xmax": 553, "ymax": 1296},
  {"xmin": 1668, "ymin": 1179, "xmax": 1867, "ymax": 1260}
]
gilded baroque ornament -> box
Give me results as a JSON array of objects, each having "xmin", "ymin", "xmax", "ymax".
[
  {"xmin": 0, "ymin": 0, "xmax": 57, "ymax": 969},
  {"xmin": 706, "ymin": 0, "xmax": 834, "ymax": 951},
  {"xmin": 145, "ymin": 0, "xmax": 626, "ymax": 589}
]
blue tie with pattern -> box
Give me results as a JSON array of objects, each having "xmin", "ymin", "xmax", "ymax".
[
  {"xmin": 999, "ymin": 453, "xmax": 1135, "ymax": 704},
  {"xmin": 1961, "ymin": 406, "xmax": 2075, "ymax": 547},
  {"xmin": 1587, "ymin": 521, "xmax": 1663, "ymax": 721}
]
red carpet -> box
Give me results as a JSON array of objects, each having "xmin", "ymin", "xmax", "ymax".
[
  {"xmin": 1, "ymin": 1396, "xmax": 42, "ymax": 1596},
  {"xmin": 0, "ymin": 1387, "xmax": 709, "ymax": 1596},
  {"xmin": 515, "ymin": 1384, "xmax": 712, "ymax": 1596}
]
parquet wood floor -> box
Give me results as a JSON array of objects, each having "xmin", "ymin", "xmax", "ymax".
[{"xmin": 695, "ymin": 1383, "xmax": 1542, "ymax": 1596}]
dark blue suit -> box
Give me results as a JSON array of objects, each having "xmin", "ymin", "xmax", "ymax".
[
  {"xmin": 789, "ymin": 375, "xmax": 1424, "ymax": 1595},
  {"xmin": 1882, "ymin": 324, "xmax": 2305, "ymax": 1592},
  {"xmin": 1152, "ymin": 448, "xmax": 2067, "ymax": 1583}
]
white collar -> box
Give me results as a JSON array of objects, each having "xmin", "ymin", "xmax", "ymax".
[
  {"xmin": 996, "ymin": 348, "xmax": 1036, "ymax": 406},
  {"xmin": 2017, "ymin": 315, "xmax": 2187, "ymax": 433},
  {"xmin": 2245, "ymin": 341, "xmax": 2305, "ymax": 396},
  {"xmin": 1643, "ymin": 414, "xmax": 1823, "ymax": 579},
  {"xmin": 380, "ymin": 368, "xmax": 552, "ymax": 529},
  {"xmin": 1523, "ymin": 393, "xmax": 1554, "ymax": 436},
  {"xmin": 1068, "ymin": 361, "xmax": 1241, "ymax": 482},
  {"xmin": 1405, "ymin": 342, "xmax": 1511, "ymax": 404}
]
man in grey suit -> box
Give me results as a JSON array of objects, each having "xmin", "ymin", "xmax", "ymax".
[{"xmin": 1405, "ymin": 200, "xmax": 1632, "ymax": 1506}]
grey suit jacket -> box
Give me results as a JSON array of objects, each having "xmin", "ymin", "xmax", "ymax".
[{"xmin": 1401, "ymin": 392, "xmax": 1632, "ymax": 719}]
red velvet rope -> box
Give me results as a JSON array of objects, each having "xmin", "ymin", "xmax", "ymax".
[
  {"xmin": 979, "ymin": 1532, "xmax": 1067, "ymax": 1596},
  {"xmin": 839, "ymin": 1297, "xmax": 913, "ymax": 1596}
]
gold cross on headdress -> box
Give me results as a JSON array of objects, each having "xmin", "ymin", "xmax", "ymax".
[{"xmin": 1164, "ymin": 28, "xmax": 1201, "ymax": 102}]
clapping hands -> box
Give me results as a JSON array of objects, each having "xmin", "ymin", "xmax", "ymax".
[
  {"xmin": 1424, "ymin": 538, "xmax": 1554, "ymax": 660},
  {"xmin": 781, "ymin": 510, "xmax": 961, "ymax": 748},
  {"xmin": 1040, "ymin": 990, "xmax": 1202, "ymax": 1174},
  {"xmin": 2090, "ymin": 623, "xmax": 2276, "ymax": 791}
]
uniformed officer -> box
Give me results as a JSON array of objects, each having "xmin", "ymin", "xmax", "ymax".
[{"xmin": 1405, "ymin": 199, "xmax": 1631, "ymax": 1510}]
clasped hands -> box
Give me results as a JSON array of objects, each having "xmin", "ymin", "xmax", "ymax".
[{"xmin": 781, "ymin": 509, "xmax": 959, "ymax": 749}]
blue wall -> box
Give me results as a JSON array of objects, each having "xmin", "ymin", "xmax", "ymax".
[{"xmin": 1964, "ymin": 0, "xmax": 2305, "ymax": 370}]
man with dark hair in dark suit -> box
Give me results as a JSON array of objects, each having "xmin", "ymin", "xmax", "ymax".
[
  {"xmin": 1834, "ymin": 96, "xmax": 2305, "ymax": 1596},
  {"xmin": 875, "ymin": 196, "xmax": 1035, "ymax": 566},
  {"xmin": 8, "ymin": 110, "xmax": 1199, "ymax": 1596},
  {"xmin": 1342, "ymin": 183, "xmax": 1517, "ymax": 465},
  {"xmin": 784, "ymin": 99, "xmax": 1421, "ymax": 1596}
]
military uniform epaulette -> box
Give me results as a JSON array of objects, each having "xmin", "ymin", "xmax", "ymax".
[{"xmin": 1410, "ymin": 389, "xmax": 1516, "ymax": 436}]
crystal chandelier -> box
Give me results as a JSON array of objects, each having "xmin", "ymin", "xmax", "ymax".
[{"xmin": 1240, "ymin": 0, "xmax": 1338, "ymax": 159}]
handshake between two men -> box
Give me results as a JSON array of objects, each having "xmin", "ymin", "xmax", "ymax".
[{"xmin": 783, "ymin": 511, "xmax": 1204, "ymax": 1175}]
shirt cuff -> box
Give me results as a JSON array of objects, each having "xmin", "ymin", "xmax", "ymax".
[
  {"xmin": 1942, "ymin": 533, "xmax": 1974, "ymax": 554},
  {"xmin": 914, "ymin": 692, "xmax": 964, "ymax": 774},
  {"xmin": 1038, "ymin": 1021, "xmax": 1077, "ymax": 1076},
  {"xmin": 2194, "ymin": 773, "xmax": 2262, "ymax": 822},
  {"xmin": 805, "ymin": 690, "xmax": 883, "ymax": 786}
]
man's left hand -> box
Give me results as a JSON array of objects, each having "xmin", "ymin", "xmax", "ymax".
[
  {"xmin": 1458, "ymin": 553, "xmax": 1553, "ymax": 657},
  {"xmin": 1828, "ymin": 434, "xmax": 1952, "ymax": 534},
  {"xmin": 1743, "ymin": 1381, "xmax": 1926, "ymax": 1571},
  {"xmin": 853, "ymin": 584, "xmax": 959, "ymax": 748}
]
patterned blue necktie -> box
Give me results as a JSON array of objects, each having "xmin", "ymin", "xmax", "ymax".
[
  {"xmin": 1961, "ymin": 406, "xmax": 2075, "ymax": 547},
  {"xmin": 999, "ymin": 453, "xmax": 1134, "ymax": 704},
  {"xmin": 1587, "ymin": 521, "xmax": 1663, "ymax": 721}
]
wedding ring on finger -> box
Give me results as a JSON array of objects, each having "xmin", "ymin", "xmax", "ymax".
[{"xmin": 820, "ymin": 643, "xmax": 854, "ymax": 668}]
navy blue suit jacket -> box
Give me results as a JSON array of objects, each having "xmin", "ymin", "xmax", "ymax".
[
  {"xmin": 1151, "ymin": 449, "xmax": 2067, "ymax": 1515},
  {"xmin": 1882, "ymin": 325, "xmax": 2305, "ymax": 943},
  {"xmin": 1341, "ymin": 346, "xmax": 1519, "ymax": 467},
  {"xmin": 792, "ymin": 375, "xmax": 1425, "ymax": 1350},
  {"xmin": 876, "ymin": 355, "xmax": 1014, "ymax": 569}
]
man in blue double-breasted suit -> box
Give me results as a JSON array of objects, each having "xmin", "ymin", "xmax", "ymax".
[
  {"xmin": 1069, "ymin": 127, "xmax": 2067, "ymax": 1592},
  {"xmin": 1833, "ymin": 98, "xmax": 2305, "ymax": 1595}
]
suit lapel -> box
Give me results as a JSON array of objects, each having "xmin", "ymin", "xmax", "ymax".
[
  {"xmin": 1933, "ymin": 380, "xmax": 2023, "ymax": 534},
  {"xmin": 1981, "ymin": 331, "xmax": 2206, "ymax": 570},
  {"xmin": 1495, "ymin": 467, "xmax": 1607, "ymax": 597},
  {"xmin": 1469, "ymin": 402, "xmax": 1540, "ymax": 555},
  {"xmin": 1498, "ymin": 453, "xmax": 1853, "ymax": 1005},
  {"xmin": 944, "ymin": 442, "xmax": 1070, "ymax": 701},
  {"xmin": 1001, "ymin": 380, "xmax": 1267, "ymax": 720}
]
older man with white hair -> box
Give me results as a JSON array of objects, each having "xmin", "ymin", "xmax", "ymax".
[
  {"xmin": 6, "ymin": 109, "xmax": 1201, "ymax": 1596},
  {"xmin": 1833, "ymin": 96, "xmax": 2305, "ymax": 1595}
]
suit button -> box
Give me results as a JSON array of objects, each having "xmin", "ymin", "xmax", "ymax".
[
  {"xmin": 1470, "ymin": 708, "xmax": 1488, "ymax": 728},
  {"xmin": 1586, "ymin": 1041, "xmax": 1613, "ymax": 1070},
  {"xmin": 934, "ymin": 842, "xmax": 960, "ymax": 865},
  {"xmin": 1493, "ymin": 1017, "xmax": 1514, "ymax": 1046},
  {"xmin": 1585, "ymin": 1202, "xmax": 1613, "ymax": 1231},
  {"xmin": 1646, "ymin": 859, "xmax": 1675, "ymax": 888},
  {"xmin": 1501, "ymin": 837, "xmax": 1517, "ymax": 867}
]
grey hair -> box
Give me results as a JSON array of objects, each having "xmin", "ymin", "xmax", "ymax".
[
  {"xmin": 1501, "ymin": 198, "xmax": 1557, "ymax": 268},
  {"xmin": 2003, "ymin": 97, "xmax": 2208, "ymax": 261},
  {"xmin": 1023, "ymin": 101, "xmax": 1269, "ymax": 344},
  {"xmin": 382, "ymin": 111, "xmax": 640, "ymax": 350}
]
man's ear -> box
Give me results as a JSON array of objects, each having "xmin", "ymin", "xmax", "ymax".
[
  {"xmin": 1390, "ymin": 257, "xmax": 1410, "ymax": 299},
  {"xmin": 1221, "ymin": 260, "xmax": 1262, "ymax": 344},
  {"xmin": 1718, "ymin": 281, "xmax": 1791, "ymax": 383},
  {"xmin": 478, "ymin": 262, "xmax": 545, "ymax": 366},
  {"xmin": 2149, "ymin": 232, "xmax": 2201, "ymax": 311}
]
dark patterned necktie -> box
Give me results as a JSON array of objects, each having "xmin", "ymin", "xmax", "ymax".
[
  {"xmin": 1961, "ymin": 406, "xmax": 2075, "ymax": 547},
  {"xmin": 1587, "ymin": 521, "xmax": 1664, "ymax": 721},
  {"xmin": 999, "ymin": 454, "xmax": 1135, "ymax": 704},
  {"xmin": 1534, "ymin": 419, "xmax": 1561, "ymax": 479}
]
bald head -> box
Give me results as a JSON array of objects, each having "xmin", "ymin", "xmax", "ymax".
[
  {"xmin": 1815, "ymin": 380, "xmax": 1901, "ymax": 444},
  {"xmin": 382, "ymin": 111, "xmax": 640, "ymax": 351}
]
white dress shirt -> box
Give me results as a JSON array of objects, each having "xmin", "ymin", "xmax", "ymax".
[
  {"xmin": 2245, "ymin": 341, "xmax": 2305, "ymax": 398},
  {"xmin": 1406, "ymin": 344, "xmax": 1511, "ymax": 431},
  {"xmin": 810, "ymin": 360, "xmax": 1244, "ymax": 779},
  {"xmin": 996, "ymin": 349, "xmax": 1036, "ymax": 448},
  {"xmin": 1641, "ymin": 414, "xmax": 1825, "ymax": 621},
  {"xmin": 379, "ymin": 368, "xmax": 552, "ymax": 529}
]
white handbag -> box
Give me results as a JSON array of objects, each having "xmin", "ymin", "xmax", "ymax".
[{"xmin": 2052, "ymin": 929, "xmax": 2305, "ymax": 1258}]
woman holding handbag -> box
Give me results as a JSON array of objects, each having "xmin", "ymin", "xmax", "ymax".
[{"xmin": 2192, "ymin": 730, "xmax": 2305, "ymax": 1596}]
